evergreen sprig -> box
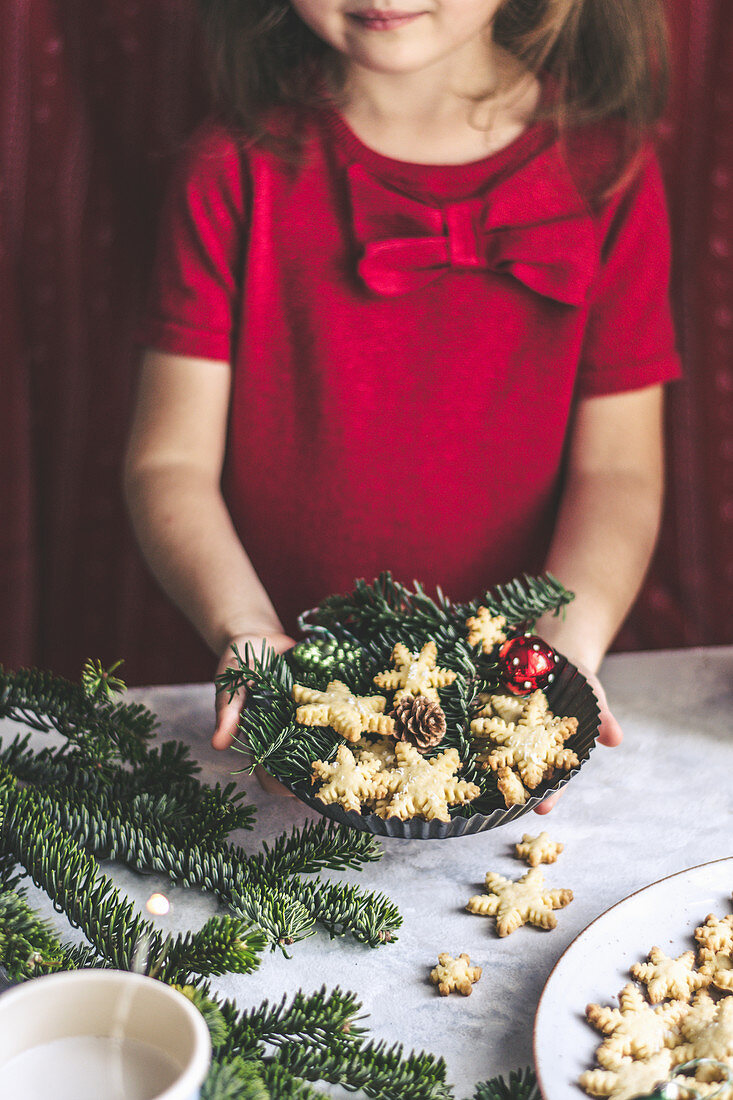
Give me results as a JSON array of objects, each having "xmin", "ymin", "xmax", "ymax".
[
  {"xmin": 251, "ymin": 818, "xmax": 383, "ymax": 878},
  {"xmin": 201, "ymin": 1058, "xmax": 273, "ymax": 1100},
  {"xmin": 295, "ymin": 877, "xmax": 401, "ymax": 945},
  {"xmin": 253, "ymin": 1064, "xmax": 331, "ymax": 1099},
  {"xmin": 0, "ymin": 658, "xmax": 540, "ymax": 1099},
  {"xmin": 0, "ymin": 887, "xmax": 66, "ymax": 979},
  {"xmin": 20, "ymin": 776, "xmax": 400, "ymax": 952},
  {"xmin": 5, "ymin": 742, "xmax": 256, "ymax": 842},
  {"xmin": 81, "ymin": 658, "xmax": 127, "ymax": 700},
  {"xmin": 0, "ymin": 665, "xmax": 158, "ymax": 764},
  {"xmin": 275, "ymin": 1038, "xmax": 453, "ymax": 1100},
  {"xmin": 210, "ymin": 984, "xmax": 452, "ymax": 1100},
  {"xmin": 230, "ymin": 884, "xmax": 317, "ymax": 952},
  {"xmin": 471, "ymin": 1068, "xmax": 539, "ymax": 1100},
  {"xmin": 220, "ymin": 985, "xmax": 365, "ymax": 1056},
  {"xmin": 299, "ymin": 571, "xmax": 572, "ymax": 641},
  {"xmin": 2, "ymin": 786, "xmax": 266, "ymax": 980},
  {"xmin": 0, "ymin": 663, "xmax": 398, "ymax": 951}
]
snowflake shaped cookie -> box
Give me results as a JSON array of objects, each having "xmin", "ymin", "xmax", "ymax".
[
  {"xmin": 373, "ymin": 641, "xmax": 456, "ymax": 704},
  {"xmin": 514, "ymin": 831, "xmax": 564, "ymax": 867},
  {"xmin": 430, "ymin": 953, "xmax": 482, "ymax": 996},
  {"xmin": 375, "ymin": 742, "xmax": 480, "ymax": 822},
  {"xmin": 673, "ymin": 995, "xmax": 733, "ymax": 1067},
  {"xmin": 695, "ymin": 913, "xmax": 733, "ymax": 993},
  {"xmin": 680, "ymin": 990, "xmax": 719, "ymax": 1043},
  {"xmin": 311, "ymin": 745, "xmax": 386, "ymax": 813},
  {"xmin": 353, "ymin": 735, "xmax": 397, "ymax": 769},
  {"xmin": 465, "ymin": 866, "xmax": 573, "ymax": 937},
  {"xmin": 497, "ymin": 767, "xmax": 528, "ymax": 807},
  {"xmin": 471, "ymin": 689, "xmax": 579, "ymax": 790},
  {"xmin": 473, "ymin": 692, "xmax": 529, "ymax": 724},
  {"xmin": 631, "ymin": 946, "xmax": 709, "ymax": 1004},
  {"xmin": 465, "ymin": 608, "xmax": 507, "ymax": 654},
  {"xmin": 579, "ymin": 1049, "xmax": 675, "ymax": 1100},
  {"xmin": 585, "ymin": 983, "xmax": 687, "ymax": 1070},
  {"xmin": 293, "ymin": 680, "xmax": 395, "ymax": 743}
]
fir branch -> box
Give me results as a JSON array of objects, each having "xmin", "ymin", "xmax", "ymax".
[
  {"xmin": 246, "ymin": 720, "xmax": 337, "ymax": 789},
  {"xmin": 451, "ymin": 573, "xmax": 573, "ymax": 630},
  {"xmin": 21, "ymin": 783, "xmax": 303, "ymax": 949},
  {"xmin": 1, "ymin": 740, "xmax": 114, "ymax": 796},
  {"xmin": 470, "ymin": 1068, "xmax": 539, "ymax": 1100},
  {"xmin": 222, "ymin": 985, "xmax": 365, "ymax": 1054},
  {"xmin": 134, "ymin": 736, "xmax": 201, "ymax": 780},
  {"xmin": 300, "ymin": 571, "xmax": 572, "ymax": 641},
  {"xmin": 178, "ymin": 783, "xmax": 256, "ymax": 843},
  {"xmin": 274, "ymin": 1037, "xmax": 453, "ymax": 1100},
  {"xmin": 4, "ymin": 788, "xmax": 265, "ymax": 980},
  {"xmin": 2, "ymin": 740, "xmax": 255, "ymax": 850},
  {"xmin": 230, "ymin": 885, "xmax": 317, "ymax": 952},
  {"xmin": 81, "ymin": 658, "xmax": 126, "ymax": 701},
  {"xmin": 29, "ymin": 781, "xmax": 396, "ymax": 953},
  {"xmin": 221, "ymin": 644, "xmax": 322, "ymax": 782},
  {"xmin": 213, "ymin": 987, "xmax": 452, "ymax": 1099},
  {"xmin": 201, "ymin": 1058, "xmax": 272, "ymax": 1100},
  {"xmin": 0, "ymin": 887, "xmax": 67, "ymax": 979},
  {"xmin": 174, "ymin": 983, "xmax": 230, "ymax": 1047},
  {"xmin": 27, "ymin": 785, "xmax": 196, "ymax": 869},
  {"xmin": 0, "ymin": 853, "xmax": 20, "ymax": 891},
  {"xmin": 295, "ymin": 878, "xmax": 402, "ymax": 946},
  {"xmin": 6, "ymin": 788, "xmax": 157, "ymax": 969},
  {"xmin": 57, "ymin": 942, "xmax": 104, "ymax": 970},
  {"xmin": 299, "ymin": 573, "xmax": 449, "ymax": 637},
  {"xmin": 0, "ymin": 665, "xmax": 158, "ymax": 764},
  {"xmin": 159, "ymin": 915, "xmax": 266, "ymax": 982},
  {"xmin": 256, "ymin": 1064, "xmax": 332, "ymax": 1100},
  {"xmin": 251, "ymin": 819, "xmax": 383, "ymax": 878},
  {"xmin": 216, "ymin": 640, "xmax": 290, "ymax": 701}
]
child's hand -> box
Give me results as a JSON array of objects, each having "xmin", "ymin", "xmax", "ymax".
[
  {"xmin": 213, "ymin": 632, "xmax": 296, "ymax": 796},
  {"xmin": 533, "ymin": 665, "xmax": 622, "ymax": 815}
]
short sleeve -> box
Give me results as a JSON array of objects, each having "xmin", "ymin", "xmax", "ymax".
[
  {"xmin": 576, "ymin": 152, "xmax": 682, "ymax": 397},
  {"xmin": 137, "ymin": 122, "xmax": 246, "ymax": 362}
]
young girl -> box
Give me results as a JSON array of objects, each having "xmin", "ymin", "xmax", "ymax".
[{"xmin": 125, "ymin": 0, "xmax": 680, "ymax": 808}]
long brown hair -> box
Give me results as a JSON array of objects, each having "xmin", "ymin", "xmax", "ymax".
[{"xmin": 196, "ymin": 0, "xmax": 670, "ymax": 164}]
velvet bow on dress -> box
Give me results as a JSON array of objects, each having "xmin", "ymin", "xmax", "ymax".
[{"xmin": 347, "ymin": 151, "xmax": 599, "ymax": 304}]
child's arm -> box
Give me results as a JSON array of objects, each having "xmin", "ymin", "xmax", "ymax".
[
  {"xmin": 123, "ymin": 349, "xmax": 295, "ymax": 749},
  {"xmin": 534, "ymin": 383, "xmax": 665, "ymax": 786}
]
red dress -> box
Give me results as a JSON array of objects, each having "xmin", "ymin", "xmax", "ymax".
[{"xmin": 139, "ymin": 106, "xmax": 682, "ymax": 635}]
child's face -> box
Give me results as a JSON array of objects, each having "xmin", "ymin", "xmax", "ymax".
[{"xmin": 289, "ymin": 0, "xmax": 503, "ymax": 81}]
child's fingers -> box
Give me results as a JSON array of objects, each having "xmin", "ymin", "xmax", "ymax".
[
  {"xmin": 532, "ymin": 666, "xmax": 622, "ymax": 813},
  {"xmin": 212, "ymin": 644, "xmax": 247, "ymax": 751},
  {"xmin": 532, "ymin": 788, "xmax": 564, "ymax": 815},
  {"xmin": 254, "ymin": 765, "xmax": 295, "ymax": 798},
  {"xmin": 212, "ymin": 630, "xmax": 296, "ymax": 753},
  {"xmin": 596, "ymin": 706, "xmax": 623, "ymax": 747},
  {"xmin": 589, "ymin": 674, "xmax": 624, "ymax": 747},
  {"xmin": 212, "ymin": 688, "xmax": 245, "ymax": 750},
  {"xmin": 570, "ymin": 664, "xmax": 624, "ymax": 748}
]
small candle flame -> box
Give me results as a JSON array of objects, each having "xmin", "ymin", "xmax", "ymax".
[{"xmin": 146, "ymin": 893, "xmax": 170, "ymax": 917}]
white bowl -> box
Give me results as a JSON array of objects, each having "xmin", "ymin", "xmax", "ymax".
[{"xmin": 0, "ymin": 970, "xmax": 212, "ymax": 1100}]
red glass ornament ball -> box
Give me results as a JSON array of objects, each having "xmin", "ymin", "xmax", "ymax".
[{"xmin": 498, "ymin": 635, "xmax": 559, "ymax": 695}]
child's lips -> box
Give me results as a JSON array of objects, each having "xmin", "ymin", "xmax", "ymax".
[{"xmin": 347, "ymin": 9, "xmax": 424, "ymax": 29}]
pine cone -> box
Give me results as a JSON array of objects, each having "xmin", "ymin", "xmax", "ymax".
[{"xmin": 391, "ymin": 695, "xmax": 447, "ymax": 752}]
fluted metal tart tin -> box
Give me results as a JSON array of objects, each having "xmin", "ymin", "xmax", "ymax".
[{"xmin": 280, "ymin": 657, "xmax": 600, "ymax": 839}]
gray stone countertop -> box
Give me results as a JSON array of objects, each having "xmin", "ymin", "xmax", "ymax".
[{"xmin": 7, "ymin": 646, "xmax": 733, "ymax": 1097}]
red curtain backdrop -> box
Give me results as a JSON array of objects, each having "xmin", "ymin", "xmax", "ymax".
[{"xmin": 1, "ymin": 0, "xmax": 731, "ymax": 685}]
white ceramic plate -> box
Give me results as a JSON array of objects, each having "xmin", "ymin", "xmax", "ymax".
[{"xmin": 533, "ymin": 857, "xmax": 733, "ymax": 1100}]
